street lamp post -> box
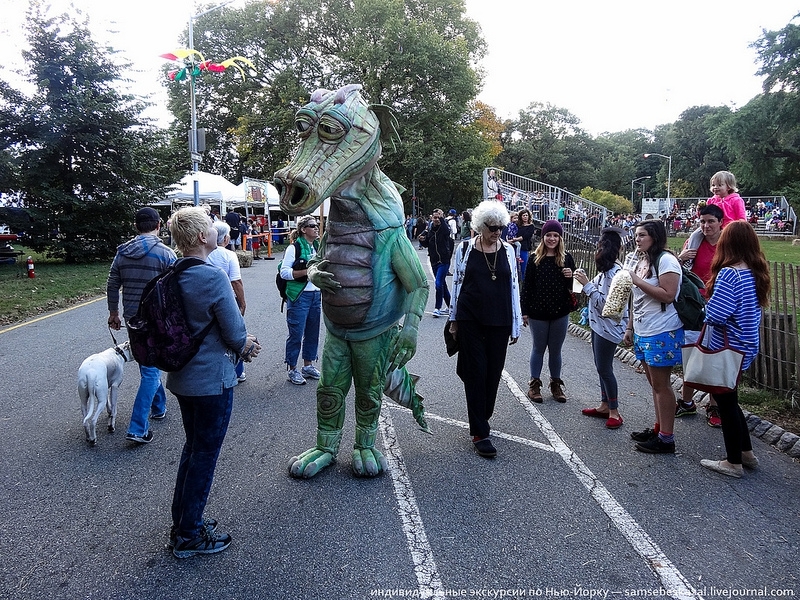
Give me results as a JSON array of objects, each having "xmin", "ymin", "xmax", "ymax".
[
  {"xmin": 631, "ymin": 176, "xmax": 651, "ymax": 210},
  {"xmin": 187, "ymin": 0, "xmax": 239, "ymax": 205},
  {"xmin": 643, "ymin": 153, "xmax": 672, "ymax": 207}
]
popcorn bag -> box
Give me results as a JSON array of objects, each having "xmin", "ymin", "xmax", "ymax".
[{"xmin": 601, "ymin": 269, "xmax": 632, "ymax": 322}]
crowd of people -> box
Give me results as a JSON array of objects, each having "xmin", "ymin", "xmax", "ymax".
[{"xmin": 106, "ymin": 169, "xmax": 770, "ymax": 558}]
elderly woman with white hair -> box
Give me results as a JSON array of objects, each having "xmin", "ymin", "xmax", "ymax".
[{"xmin": 448, "ymin": 201, "xmax": 522, "ymax": 458}]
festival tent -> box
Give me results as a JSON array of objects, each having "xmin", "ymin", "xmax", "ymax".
[{"xmin": 163, "ymin": 171, "xmax": 243, "ymax": 207}]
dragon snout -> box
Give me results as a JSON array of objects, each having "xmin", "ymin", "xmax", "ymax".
[{"xmin": 274, "ymin": 176, "xmax": 315, "ymax": 214}]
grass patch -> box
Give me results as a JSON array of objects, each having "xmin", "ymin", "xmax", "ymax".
[
  {"xmin": 668, "ymin": 236, "xmax": 800, "ymax": 265},
  {"xmin": 0, "ymin": 247, "xmax": 110, "ymax": 326},
  {"xmin": 739, "ymin": 386, "xmax": 800, "ymax": 436}
]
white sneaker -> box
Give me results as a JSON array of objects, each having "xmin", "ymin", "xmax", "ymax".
[
  {"xmin": 237, "ymin": 372, "xmax": 247, "ymax": 383},
  {"xmin": 432, "ymin": 309, "xmax": 441, "ymax": 318},
  {"xmin": 287, "ymin": 369, "xmax": 307, "ymax": 385},
  {"xmin": 301, "ymin": 365, "xmax": 321, "ymax": 380},
  {"xmin": 439, "ymin": 306, "xmax": 450, "ymax": 315}
]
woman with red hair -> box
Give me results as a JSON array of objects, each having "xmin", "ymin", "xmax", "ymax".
[{"xmin": 699, "ymin": 221, "xmax": 770, "ymax": 478}]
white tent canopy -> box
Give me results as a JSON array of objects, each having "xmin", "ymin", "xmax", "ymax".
[{"xmin": 159, "ymin": 171, "xmax": 281, "ymax": 215}]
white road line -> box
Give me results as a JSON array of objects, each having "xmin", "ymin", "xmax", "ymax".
[
  {"xmin": 379, "ymin": 410, "xmax": 444, "ymax": 599},
  {"xmin": 384, "ymin": 404, "xmax": 555, "ymax": 453},
  {"xmin": 502, "ymin": 370, "xmax": 703, "ymax": 600}
]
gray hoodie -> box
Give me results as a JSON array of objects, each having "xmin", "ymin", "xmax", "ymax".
[{"xmin": 107, "ymin": 234, "xmax": 176, "ymax": 321}]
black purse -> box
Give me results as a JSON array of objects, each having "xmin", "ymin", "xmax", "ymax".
[{"xmin": 443, "ymin": 319, "xmax": 458, "ymax": 357}]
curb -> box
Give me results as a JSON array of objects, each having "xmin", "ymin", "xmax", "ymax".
[{"xmin": 567, "ymin": 323, "xmax": 800, "ymax": 460}]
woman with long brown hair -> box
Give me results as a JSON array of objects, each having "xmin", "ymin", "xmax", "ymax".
[{"xmin": 700, "ymin": 221, "xmax": 770, "ymax": 478}]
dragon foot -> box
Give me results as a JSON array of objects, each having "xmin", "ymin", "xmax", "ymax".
[
  {"xmin": 351, "ymin": 447, "xmax": 388, "ymax": 477},
  {"xmin": 289, "ymin": 448, "xmax": 335, "ymax": 479}
]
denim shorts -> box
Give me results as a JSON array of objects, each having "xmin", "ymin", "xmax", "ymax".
[{"xmin": 633, "ymin": 329, "xmax": 684, "ymax": 367}]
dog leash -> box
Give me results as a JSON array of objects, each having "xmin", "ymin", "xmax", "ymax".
[{"xmin": 109, "ymin": 326, "xmax": 127, "ymax": 359}]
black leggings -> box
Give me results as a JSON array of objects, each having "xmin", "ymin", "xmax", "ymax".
[{"xmin": 711, "ymin": 388, "xmax": 752, "ymax": 464}]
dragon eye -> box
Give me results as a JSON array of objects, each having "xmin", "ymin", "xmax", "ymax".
[
  {"xmin": 294, "ymin": 109, "xmax": 317, "ymax": 138},
  {"xmin": 317, "ymin": 111, "xmax": 350, "ymax": 143}
]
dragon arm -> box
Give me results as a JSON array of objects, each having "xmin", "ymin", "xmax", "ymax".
[
  {"xmin": 306, "ymin": 230, "xmax": 341, "ymax": 292},
  {"xmin": 387, "ymin": 235, "xmax": 429, "ymax": 372}
]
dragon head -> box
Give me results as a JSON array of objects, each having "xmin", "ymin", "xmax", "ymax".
[{"xmin": 274, "ymin": 84, "xmax": 399, "ymax": 215}]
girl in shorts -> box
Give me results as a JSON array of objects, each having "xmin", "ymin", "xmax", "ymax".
[{"xmin": 623, "ymin": 219, "xmax": 683, "ymax": 454}]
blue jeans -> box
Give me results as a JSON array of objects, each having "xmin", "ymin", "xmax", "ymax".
[
  {"xmin": 591, "ymin": 331, "xmax": 619, "ymax": 409},
  {"xmin": 127, "ymin": 365, "xmax": 167, "ymax": 437},
  {"xmin": 171, "ymin": 388, "xmax": 234, "ymax": 539},
  {"xmin": 285, "ymin": 290, "xmax": 321, "ymax": 368},
  {"xmin": 520, "ymin": 250, "xmax": 530, "ymax": 279},
  {"xmin": 528, "ymin": 315, "xmax": 569, "ymax": 380},
  {"xmin": 432, "ymin": 262, "xmax": 451, "ymax": 310}
]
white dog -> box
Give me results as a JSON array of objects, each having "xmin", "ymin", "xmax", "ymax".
[{"xmin": 77, "ymin": 341, "xmax": 133, "ymax": 446}]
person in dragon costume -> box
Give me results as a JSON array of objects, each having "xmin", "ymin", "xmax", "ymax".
[{"xmin": 274, "ymin": 84, "xmax": 430, "ymax": 479}]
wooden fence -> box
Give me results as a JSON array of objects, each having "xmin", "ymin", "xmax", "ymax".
[
  {"xmin": 747, "ymin": 262, "xmax": 799, "ymax": 401},
  {"xmin": 566, "ymin": 233, "xmax": 799, "ymax": 402}
]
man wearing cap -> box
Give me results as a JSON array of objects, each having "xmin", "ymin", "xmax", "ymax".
[{"xmin": 107, "ymin": 207, "xmax": 177, "ymax": 444}]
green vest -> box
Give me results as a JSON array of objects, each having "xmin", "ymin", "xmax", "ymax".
[{"xmin": 285, "ymin": 237, "xmax": 318, "ymax": 301}]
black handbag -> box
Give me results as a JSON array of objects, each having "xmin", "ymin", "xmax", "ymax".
[{"xmin": 443, "ymin": 319, "xmax": 458, "ymax": 357}]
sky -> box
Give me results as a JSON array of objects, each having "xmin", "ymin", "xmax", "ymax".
[{"xmin": 1, "ymin": 0, "xmax": 798, "ymax": 135}]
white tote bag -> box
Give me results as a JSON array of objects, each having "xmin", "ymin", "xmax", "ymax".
[{"xmin": 681, "ymin": 324, "xmax": 745, "ymax": 394}]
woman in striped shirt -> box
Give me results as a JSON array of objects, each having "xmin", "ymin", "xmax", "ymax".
[{"xmin": 700, "ymin": 221, "xmax": 770, "ymax": 478}]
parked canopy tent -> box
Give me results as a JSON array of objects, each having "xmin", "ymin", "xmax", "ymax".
[{"xmin": 163, "ymin": 171, "xmax": 243, "ymax": 207}]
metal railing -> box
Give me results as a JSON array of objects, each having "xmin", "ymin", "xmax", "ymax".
[{"xmin": 483, "ymin": 168, "xmax": 611, "ymax": 230}]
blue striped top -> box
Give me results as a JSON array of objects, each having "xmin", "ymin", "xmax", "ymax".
[{"xmin": 704, "ymin": 267, "xmax": 762, "ymax": 370}]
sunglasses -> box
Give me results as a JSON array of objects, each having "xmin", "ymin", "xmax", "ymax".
[
  {"xmin": 486, "ymin": 225, "xmax": 503, "ymax": 232},
  {"xmin": 304, "ymin": 223, "xmax": 319, "ymax": 229}
]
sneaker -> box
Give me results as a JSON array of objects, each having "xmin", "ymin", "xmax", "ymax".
[
  {"xmin": 473, "ymin": 437, "xmax": 497, "ymax": 458},
  {"xmin": 301, "ymin": 365, "xmax": 321, "ymax": 380},
  {"xmin": 706, "ymin": 405, "xmax": 722, "ymax": 428},
  {"xmin": 149, "ymin": 410, "xmax": 167, "ymax": 421},
  {"xmin": 431, "ymin": 309, "xmax": 442, "ymax": 318},
  {"xmin": 237, "ymin": 372, "xmax": 247, "ymax": 383},
  {"xmin": 630, "ymin": 428, "xmax": 656, "ymax": 443},
  {"xmin": 173, "ymin": 528, "xmax": 232, "ymax": 559},
  {"xmin": 125, "ymin": 431, "xmax": 154, "ymax": 444},
  {"xmin": 168, "ymin": 517, "xmax": 219, "ymax": 549},
  {"xmin": 439, "ymin": 306, "xmax": 450, "ymax": 315},
  {"xmin": 635, "ymin": 435, "xmax": 675, "ymax": 454},
  {"xmin": 287, "ymin": 369, "xmax": 307, "ymax": 385},
  {"xmin": 675, "ymin": 401, "xmax": 697, "ymax": 417}
]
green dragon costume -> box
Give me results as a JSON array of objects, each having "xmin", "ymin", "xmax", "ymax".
[{"xmin": 274, "ymin": 84, "xmax": 430, "ymax": 479}]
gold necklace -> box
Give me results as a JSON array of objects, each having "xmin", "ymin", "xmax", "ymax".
[{"xmin": 480, "ymin": 235, "xmax": 499, "ymax": 280}]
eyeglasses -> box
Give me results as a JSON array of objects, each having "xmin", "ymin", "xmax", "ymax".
[
  {"xmin": 304, "ymin": 224, "xmax": 319, "ymax": 229},
  {"xmin": 486, "ymin": 225, "xmax": 503, "ymax": 232}
]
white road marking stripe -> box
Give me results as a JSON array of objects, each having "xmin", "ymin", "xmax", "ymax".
[
  {"xmin": 384, "ymin": 404, "xmax": 555, "ymax": 453},
  {"xmin": 379, "ymin": 411, "xmax": 444, "ymax": 599},
  {"xmin": 502, "ymin": 370, "xmax": 703, "ymax": 600}
]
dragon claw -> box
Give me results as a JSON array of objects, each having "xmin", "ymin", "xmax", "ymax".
[
  {"xmin": 351, "ymin": 448, "xmax": 387, "ymax": 477},
  {"xmin": 289, "ymin": 448, "xmax": 335, "ymax": 479}
]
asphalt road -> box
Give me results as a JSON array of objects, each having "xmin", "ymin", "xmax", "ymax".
[{"xmin": 1, "ymin": 245, "xmax": 798, "ymax": 600}]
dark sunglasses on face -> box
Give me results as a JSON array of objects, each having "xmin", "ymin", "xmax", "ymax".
[
  {"xmin": 304, "ymin": 223, "xmax": 319, "ymax": 229},
  {"xmin": 486, "ymin": 225, "xmax": 503, "ymax": 232}
]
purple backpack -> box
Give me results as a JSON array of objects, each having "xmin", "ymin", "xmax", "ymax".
[{"xmin": 128, "ymin": 257, "xmax": 214, "ymax": 371}]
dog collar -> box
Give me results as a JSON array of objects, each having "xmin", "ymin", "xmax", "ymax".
[{"xmin": 114, "ymin": 346, "xmax": 127, "ymax": 359}]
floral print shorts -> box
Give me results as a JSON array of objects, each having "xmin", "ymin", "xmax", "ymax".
[{"xmin": 632, "ymin": 329, "xmax": 684, "ymax": 367}]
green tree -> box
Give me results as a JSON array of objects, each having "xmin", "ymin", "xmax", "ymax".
[
  {"xmin": 1, "ymin": 5, "xmax": 179, "ymax": 262},
  {"xmin": 665, "ymin": 105, "xmax": 732, "ymax": 197},
  {"xmin": 166, "ymin": 0, "xmax": 488, "ymax": 211},
  {"xmin": 497, "ymin": 102, "xmax": 595, "ymax": 192},
  {"xmin": 579, "ymin": 187, "xmax": 632, "ymax": 215}
]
